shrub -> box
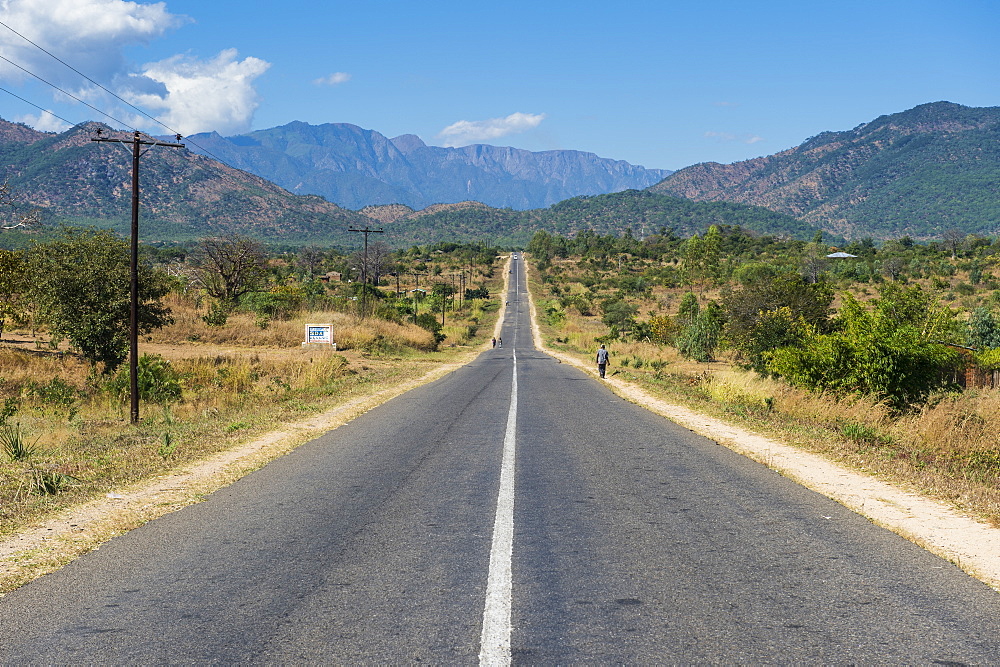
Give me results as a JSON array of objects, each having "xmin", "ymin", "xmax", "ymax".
[
  {"xmin": 766, "ymin": 286, "xmax": 964, "ymax": 409},
  {"xmin": 1, "ymin": 423, "xmax": 36, "ymax": 462},
  {"xmin": 202, "ymin": 302, "xmax": 229, "ymax": 327},
  {"xmin": 415, "ymin": 313, "xmax": 446, "ymax": 349},
  {"xmin": 107, "ymin": 354, "xmax": 183, "ymax": 404},
  {"xmin": 676, "ymin": 303, "xmax": 724, "ymax": 362}
]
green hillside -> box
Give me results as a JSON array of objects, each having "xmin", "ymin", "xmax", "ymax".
[{"xmin": 650, "ymin": 102, "xmax": 1000, "ymax": 240}]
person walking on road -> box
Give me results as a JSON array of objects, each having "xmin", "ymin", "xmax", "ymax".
[
  {"xmin": 492, "ymin": 337, "xmax": 496, "ymax": 348},
  {"xmin": 596, "ymin": 344, "xmax": 609, "ymax": 378},
  {"xmin": 498, "ymin": 336, "xmax": 502, "ymax": 347}
]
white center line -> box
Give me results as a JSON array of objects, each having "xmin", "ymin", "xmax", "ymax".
[{"xmin": 479, "ymin": 348, "xmax": 517, "ymax": 665}]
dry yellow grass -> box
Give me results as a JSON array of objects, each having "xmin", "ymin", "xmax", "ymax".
[
  {"xmin": 0, "ymin": 276, "xmax": 501, "ymax": 539},
  {"xmin": 153, "ymin": 294, "xmax": 436, "ymax": 352}
]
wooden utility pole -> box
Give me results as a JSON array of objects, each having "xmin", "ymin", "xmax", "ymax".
[
  {"xmin": 347, "ymin": 226, "xmax": 384, "ymax": 317},
  {"xmin": 91, "ymin": 129, "xmax": 184, "ymax": 424},
  {"xmin": 410, "ymin": 272, "xmax": 426, "ymax": 323}
]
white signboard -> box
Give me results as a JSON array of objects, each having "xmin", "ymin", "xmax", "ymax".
[{"xmin": 303, "ymin": 323, "xmax": 334, "ymax": 346}]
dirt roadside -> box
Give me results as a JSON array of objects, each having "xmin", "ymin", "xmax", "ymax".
[{"xmin": 3, "ymin": 259, "xmax": 999, "ymax": 594}]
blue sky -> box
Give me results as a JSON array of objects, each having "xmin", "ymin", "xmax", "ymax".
[{"xmin": 1, "ymin": 0, "xmax": 997, "ymax": 171}]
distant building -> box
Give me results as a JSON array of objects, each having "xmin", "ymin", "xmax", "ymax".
[{"xmin": 319, "ymin": 271, "xmax": 342, "ymax": 282}]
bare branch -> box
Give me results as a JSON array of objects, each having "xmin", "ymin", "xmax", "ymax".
[{"xmin": 0, "ymin": 178, "xmax": 42, "ymax": 230}]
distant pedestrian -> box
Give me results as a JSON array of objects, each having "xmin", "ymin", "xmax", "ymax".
[
  {"xmin": 498, "ymin": 336, "xmax": 502, "ymax": 347},
  {"xmin": 492, "ymin": 337, "xmax": 497, "ymax": 348},
  {"xmin": 596, "ymin": 344, "xmax": 609, "ymax": 378}
]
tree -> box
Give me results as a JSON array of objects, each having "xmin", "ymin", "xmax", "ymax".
[
  {"xmin": 967, "ymin": 307, "xmax": 1000, "ymax": 349},
  {"xmin": 942, "ymin": 228, "xmax": 964, "ymax": 259},
  {"xmin": 767, "ymin": 284, "xmax": 963, "ymax": 408},
  {"xmin": 296, "ymin": 246, "xmax": 325, "ymax": 278},
  {"xmin": 676, "ymin": 291, "xmax": 700, "ymax": 326},
  {"xmin": 881, "ymin": 256, "xmax": 905, "ymax": 281},
  {"xmin": 681, "ymin": 233, "xmax": 704, "ymax": 288},
  {"xmin": 353, "ymin": 240, "xmax": 392, "ymax": 286},
  {"xmin": 28, "ymin": 228, "xmax": 172, "ymax": 372},
  {"xmin": 676, "ymin": 301, "xmax": 724, "ymax": 362},
  {"xmin": 0, "ymin": 249, "xmax": 29, "ymax": 340},
  {"xmin": 721, "ymin": 271, "xmax": 834, "ymax": 373},
  {"xmin": 600, "ymin": 298, "xmax": 639, "ymax": 337},
  {"xmin": 194, "ymin": 235, "xmax": 269, "ymax": 307},
  {"xmin": 802, "ymin": 236, "xmax": 828, "ymax": 284},
  {"xmin": 702, "ymin": 224, "xmax": 722, "ymax": 283},
  {"xmin": 0, "ymin": 178, "xmax": 41, "ymax": 230}
]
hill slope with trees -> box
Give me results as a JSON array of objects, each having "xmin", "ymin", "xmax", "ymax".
[
  {"xmin": 0, "ymin": 120, "xmax": 370, "ymax": 245},
  {"xmin": 0, "ymin": 119, "xmax": 821, "ymax": 248},
  {"xmin": 649, "ymin": 101, "xmax": 1000, "ymax": 240}
]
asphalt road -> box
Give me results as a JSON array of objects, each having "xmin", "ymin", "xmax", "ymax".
[{"xmin": 1, "ymin": 258, "xmax": 999, "ymax": 663}]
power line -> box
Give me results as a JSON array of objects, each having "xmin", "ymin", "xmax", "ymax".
[
  {"xmin": 92, "ymin": 130, "xmax": 185, "ymax": 424},
  {"xmin": 348, "ymin": 226, "xmax": 385, "ymax": 318},
  {"xmin": 0, "ymin": 52, "xmax": 139, "ymax": 131},
  {"xmin": 0, "ymin": 84, "xmax": 77, "ymax": 129},
  {"xmin": 0, "ymin": 20, "xmax": 229, "ymax": 163},
  {"xmin": 0, "ymin": 20, "xmax": 173, "ymax": 134}
]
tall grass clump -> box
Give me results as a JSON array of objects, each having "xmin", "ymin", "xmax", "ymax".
[
  {"xmin": 1, "ymin": 423, "xmax": 36, "ymax": 462},
  {"xmin": 705, "ymin": 370, "xmax": 781, "ymax": 411}
]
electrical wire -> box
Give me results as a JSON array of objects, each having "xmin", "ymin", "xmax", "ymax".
[
  {"xmin": 0, "ymin": 84, "xmax": 78, "ymax": 129},
  {"xmin": 0, "ymin": 53, "xmax": 139, "ymax": 131},
  {"xmin": 0, "ymin": 19, "xmax": 231, "ymax": 163},
  {"xmin": 1, "ymin": 19, "xmax": 174, "ymax": 135}
]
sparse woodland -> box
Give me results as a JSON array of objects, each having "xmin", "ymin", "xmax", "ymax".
[
  {"xmin": 527, "ymin": 225, "xmax": 1000, "ymax": 526},
  {"xmin": 0, "ymin": 233, "xmax": 504, "ymax": 537}
]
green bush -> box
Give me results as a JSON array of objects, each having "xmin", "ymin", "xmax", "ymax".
[
  {"xmin": 415, "ymin": 313, "xmax": 446, "ymax": 349},
  {"xmin": 767, "ymin": 285, "xmax": 963, "ymax": 409},
  {"xmin": 202, "ymin": 302, "xmax": 229, "ymax": 327},
  {"xmin": 107, "ymin": 354, "xmax": 183, "ymax": 404}
]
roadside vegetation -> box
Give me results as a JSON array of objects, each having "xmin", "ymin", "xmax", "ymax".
[
  {"xmin": 0, "ymin": 230, "xmax": 505, "ymax": 538},
  {"xmin": 527, "ymin": 225, "xmax": 1000, "ymax": 526}
]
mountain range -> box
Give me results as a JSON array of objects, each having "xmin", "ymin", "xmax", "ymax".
[
  {"xmin": 183, "ymin": 122, "xmax": 672, "ymax": 211},
  {"xmin": 650, "ymin": 101, "xmax": 1000, "ymax": 240},
  {"xmin": 1, "ymin": 101, "xmax": 996, "ymax": 247}
]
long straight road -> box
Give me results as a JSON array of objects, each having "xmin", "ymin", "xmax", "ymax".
[{"xmin": 2, "ymin": 257, "xmax": 1000, "ymax": 663}]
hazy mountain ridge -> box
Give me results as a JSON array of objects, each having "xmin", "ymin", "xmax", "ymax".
[
  {"xmin": 185, "ymin": 121, "xmax": 672, "ymax": 210},
  {"xmin": 649, "ymin": 101, "xmax": 1000, "ymax": 239}
]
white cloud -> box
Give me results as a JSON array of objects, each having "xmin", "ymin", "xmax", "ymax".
[
  {"xmin": 704, "ymin": 131, "xmax": 764, "ymax": 145},
  {"xmin": 0, "ymin": 0, "xmax": 270, "ymax": 135},
  {"xmin": 437, "ymin": 112, "xmax": 546, "ymax": 147},
  {"xmin": 14, "ymin": 110, "xmax": 71, "ymax": 133},
  {"xmin": 313, "ymin": 72, "xmax": 351, "ymax": 86},
  {"xmin": 0, "ymin": 0, "xmax": 187, "ymax": 88},
  {"xmin": 130, "ymin": 49, "xmax": 270, "ymax": 135},
  {"xmin": 704, "ymin": 131, "xmax": 737, "ymax": 141}
]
